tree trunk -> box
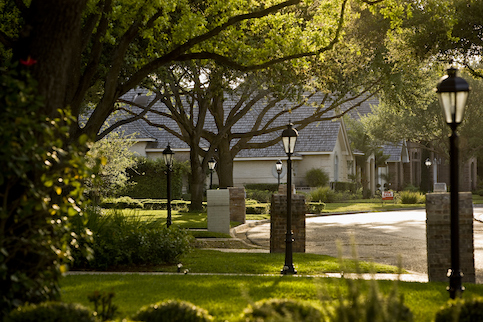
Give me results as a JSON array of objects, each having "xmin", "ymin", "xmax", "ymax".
[
  {"xmin": 189, "ymin": 149, "xmax": 205, "ymax": 211},
  {"xmin": 217, "ymin": 140, "xmax": 234, "ymax": 188},
  {"xmin": 14, "ymin": 0, "xmax": 87, "ymax": 118}
]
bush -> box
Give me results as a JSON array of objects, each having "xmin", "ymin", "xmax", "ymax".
[
  {"xmin": 246, "ymin": 189, "xmax": 274, "ymax": 203},
  {"xmin": 141, "ymin": 199, "xmax": 191, "ymax": 212},
  {"xmin": 332, "ymin": 181, "xmax": 359, "ymax": 193},
  {"xmin": 309, "ymin": 186, "xmax": 340, "ymax": 203},
  {"xmin": 5, "ymin": 301, "xmax": 96, "ymax": 322},
  {"xmin": 240, "ymin": 298, "xmax": 324, "ymax": 321},
  {"xmin": 307, "ymin": 202, "xmax": 326, "ymax": 214},
  {"xmin": 328, "ymin": 279, "xmax": 413, "ymax": 322},
  {"xmin": 398, "ymin": 191, "xmax": 426, "ymax": 204},
  {"xmin": 100, "ymin": 196, "xmax": 143, "ymax": 209},
  {"xmin": 246, "ymin": 204, "xmax": 269, "ymax": 214},
  {"xmin": 1, "ymin": 64, "xmax": 94, "ymax": 315},
  {"xmin": 435, "ymin": 298, "xmax": 483, "ymax": 322},
  {"xmin": 71, "ymin": 208, "xmax": 193, "ymax": 270},
  {"xmin": 305, "ymin": 168, "xmax": 330, "ymax": 187},
  {"xmin": 118, "ymin": 157, "xmax": 188, "ymax": 199},
  {"xmin": 132, "ymin": 300, "xmax": 213, "ymax": 322},
  {"xmin": 244, "ymin": 184, "xmax": 279, "ymax": 192}
]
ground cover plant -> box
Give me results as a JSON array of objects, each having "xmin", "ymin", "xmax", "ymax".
[{"xmin": 60, "ymin": 274, "xmax": 483, "ymax": 321}]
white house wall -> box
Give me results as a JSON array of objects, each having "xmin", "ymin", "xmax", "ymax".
[
  {"xmin": 131, "ymin": 142, "xmax": 149, "ymax": 157},
  {"xmin": 233, "ymin": 159, "xmax": 297, "ymax": 187},
  {"xmin": 296, "ymin": 154, "xmax": 333, "ymax": 184}
]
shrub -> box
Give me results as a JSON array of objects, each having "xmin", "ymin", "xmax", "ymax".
[
  {"xmin": 435, "ymin": 298, "xmax": 483, "ymax": 322},
  {"xmin": 141, "ymin": 199, "xmax": 191, "ymax": 212},
  {"xmin": 328, "ymin": 279, "xmax": 413, "ymax": 322},
  {"xmin": 1, "ymin": 65, "xmax": 94, "ymax": 315},
  {"xmin": 246, "ymin": 189, "xmax": 274, "ymax": 203},
  {"xmin": 240, "ymin": 298, "xmax": 324, "ymax": 321},
  {"xmin": 244, "ymin": 184, "xmax": 279, "ymax": 192},
  {"xmin": 332, "ymin": 181, "xmax": 359, "ymax": 193},
  {"xmin": 87, "ymin": 290, "xmax": 117, "ymax": 321},
  {"xmin": 71, "ymin": 208, "xmax": 193, "ymax": 269},
  {"xmin": 118, "ymin": 157, "xmax": 188, "ymax": 199},
  {"xmin": 398, "ymin": 191, "xmax": 425, "ymax": 204},
  {"xmin": 100, "ymin": 196, "xmax": 143, "ymax": 209},
  {"xmin": 307, "ymin": 202, "xmax": 326, "ymax": 214},
  {"xmin": 132, "ymin": 300, "xmax": 213, "ymax": 322},
  {"xmin": 309, "ymin": 186, "xmax": 342, "ymax": 203},
  {"xmin": 246, "ymin": 203, "xmax": 269, "ymax": 214},
  {"xmin": 5, "ymin": 301, "xmax": 96, "ymax": 322},
  {"xmin": 305, "ymin": 168, "xmax": 330, "ymax": 187}
]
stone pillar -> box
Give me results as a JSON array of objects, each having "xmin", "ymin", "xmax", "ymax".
[
  {"xmin": 270, "ymin": 193, "xmax": 306, "ymax": 253},
  {"xmin": 426, "ymin": 192, "xmax": 475, "ymax": 283},
  {"xmin": 207, "ymin": 189, "xmax": 230, "ymax": 234},
  {"xmin": 228, "ymin": 187, "xmax": 246, "ymax": 224}
]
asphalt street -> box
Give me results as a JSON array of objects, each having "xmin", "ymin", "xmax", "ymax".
[{"xmin": 243, "ymin": 207, "xmax": 483, "ymax": 283}]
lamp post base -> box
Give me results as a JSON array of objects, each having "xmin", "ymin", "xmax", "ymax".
[
  {"xmin": 281, "ymin": 265, "xmax": 297, "ymax": 275},
  {"xmin": 447, "ymin": 269, "xmax": 465, "ymax": 299}
]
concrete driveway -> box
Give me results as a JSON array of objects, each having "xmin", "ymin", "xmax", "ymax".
[{"xmin": 244, "ymin": 208, "xmax": 483, "ymax": 283}]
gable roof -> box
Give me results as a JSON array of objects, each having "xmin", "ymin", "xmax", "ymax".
[{"xmin": 112, "ymin": 89, "xmax": 378, "ymax": 158}]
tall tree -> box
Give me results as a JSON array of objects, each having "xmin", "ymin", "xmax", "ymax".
[
  {"xmin": 0, "ymin": 0, "xmax": 391, "ymax": 308},
  {"xmin": 116, "ymin": 0, "xmax": 414, "ymax": 209},
  {"xmin": 362, "ymin": 72, "xmax": 483, "ymax": 164}
]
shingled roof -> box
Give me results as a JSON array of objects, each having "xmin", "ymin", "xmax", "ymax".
[{"xmin": 113, "ymin": 89, "xmax": 379, "ymax": 158}]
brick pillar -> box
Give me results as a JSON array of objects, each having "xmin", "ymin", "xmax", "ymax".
[
  {"xmin": 270, "ymin": 193, "xmax": 306, "ymax": 253},
  {"xmin": 228, "ymin": 187, "xmax": 246, "ymax": 224},
  {"xmin": 426, "ymin": 192, "xmax": 475, "ymax": 283}
]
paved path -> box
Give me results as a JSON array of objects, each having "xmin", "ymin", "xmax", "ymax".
[{"xmin": 239, "ymin": 207, "xmax": 483, "ymax": 283}]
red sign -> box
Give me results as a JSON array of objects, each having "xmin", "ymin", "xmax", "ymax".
[{"xmin": 382, "ymin": 191, "xmax": 394, "ymax": 200}]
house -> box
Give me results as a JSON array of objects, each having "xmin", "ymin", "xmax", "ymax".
[
  {"xmin": 115, "ymin": 90, "xmax": 376, "ymax": 192},
  {"xmin": 115, "ymin": 88, "xmax": 477, "ymax": 195}
]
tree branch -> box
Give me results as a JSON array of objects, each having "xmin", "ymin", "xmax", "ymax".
[
  {"xmin": 119, "ymin": 0, "xmax": 303, "ymax": 94},
  {"xmin": 96, "ymin": 93, "xmax": 161, "ymax": 140},
  {"xmin": 174, "ymin": 0, "xmax": 348, "ymax": 72}
]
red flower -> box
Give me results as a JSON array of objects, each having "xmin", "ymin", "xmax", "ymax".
[{"xmin": 20, "ymin": 56, "xmax": 37, "ymax": 66}]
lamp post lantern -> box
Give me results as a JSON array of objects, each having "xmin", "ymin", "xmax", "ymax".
[
  {"xmin": 208, "ymin": 157, "xmax": 216, "ymax": 189},
  {"xmin": 436, "ymin": 66, "xmax": 470, "ymax": 299},
  {"xmin": 163, "ymin": 144, "xmax": 175, "ymax": 228},
  {"xmin": 276, "ymin": 159, "xmax": 283, "ymax": 186},
  {"xmin": 281, "ymin": 123, "xmax": 298, "ymax": 275}
]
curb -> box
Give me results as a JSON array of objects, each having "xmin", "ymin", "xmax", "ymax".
[
  {"xmin": 65, "ymin": 271, "xmax": 428, "ymax": 282},
  {"xmin": 230, "ymin": 219, "xmax": 270, "ymax": 249}
]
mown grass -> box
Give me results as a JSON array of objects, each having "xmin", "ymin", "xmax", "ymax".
[
  {"xmin": 322, "ymin": 200, "xmax": 425, "ymax": 213},
  {"xmin": 170, "ymin": 249, "xmax": 401, "ymax": 275},
  {"xmin": 60, "ymin": 273, "xmax": 483, "ymax": 322}
]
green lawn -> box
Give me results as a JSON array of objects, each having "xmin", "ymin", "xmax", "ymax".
[
  {"xmin": 150, "ymin": 249, "xmax": 402, "ymax": 275},
  {"xmin": 63, "ymin": 196, "xmax": 483, "ymax": 321},
  {"xmin": 60, "ymin": 273, "xmax": 483, "ymax": 321}
]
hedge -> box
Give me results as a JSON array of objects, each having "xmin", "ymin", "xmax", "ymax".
[{"xmin": 118, "ymin": 157, "xmax": 188, "ymax": 199}]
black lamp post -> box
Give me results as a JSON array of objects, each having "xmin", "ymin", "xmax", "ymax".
[
  {"xmin": 425, "ymin": 158, "xmax": 432, "ymax": 192},
  {"xmin": 281, "ymin": 123, "xmax": 298, "ymax": 275},
  {"xmin": 276, "ymin": 159, "xmax": 283, "ymax": 186},
  {"xmin": 208, "ymin": 157, "xmax": 216, "ymax": 189},
  {"xmin": 436, "ymin": 67, "xmax": 470, "ymax": 299},
  {"xmin": 163, "ymin": 144, "xmax": 175, "ymax": 228}
]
